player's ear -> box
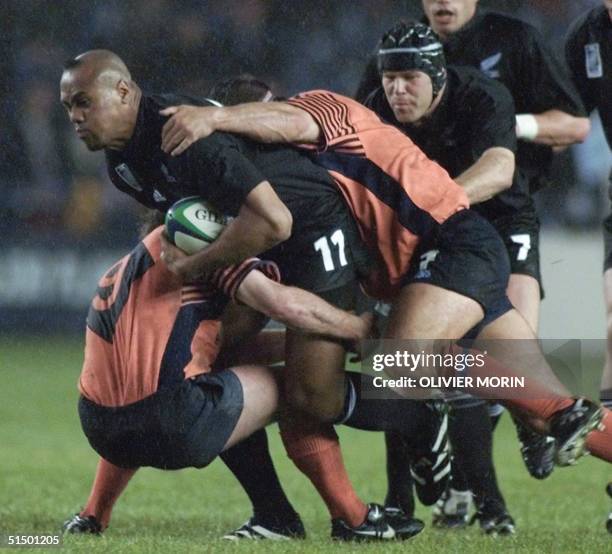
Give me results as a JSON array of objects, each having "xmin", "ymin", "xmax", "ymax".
[{"xmin": 117, "ymin": 79, "xmax": 130, "ymax": 103}]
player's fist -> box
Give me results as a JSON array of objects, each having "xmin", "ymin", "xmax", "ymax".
[{"xmin": 62, "ymin": 514, "xmax": 103, "ymax": 535}]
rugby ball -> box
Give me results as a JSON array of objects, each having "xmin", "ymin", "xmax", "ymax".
[{"xmin": 165, "ymin": 197, "xmax": 229, "ymax": 254}]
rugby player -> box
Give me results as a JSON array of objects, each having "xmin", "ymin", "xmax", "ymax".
[
  {"xmin": 362, "ymin": 21, "xmax": 517, "ymax": 533},
  {"xmin": 60, "ymin": 51, "xmax": 429, "ymax": 540},
  {"xmin": 159, "ymin": 90, "xmax": 607, "ymax": 471},
  {"xmin": 566, "ymin": 0, "xmax": 612, "ymax": 532},
  {"xmin": 354, "ymin": 0, "xmax": 592, "ymax": 521},
  {"xmin": 61, "ymin": 223, "xmax": 375, "ymax": 537}
]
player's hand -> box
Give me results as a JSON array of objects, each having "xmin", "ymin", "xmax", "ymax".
[
  {"xmin": 160, "ymin": 232, "xmax": 210, "ymax": 283},
  {"xmin": 160, "ymin": 105, "xmax": 218, "ymax": 156},
  {"xmin": 62, "ymin": 513, "xmax": 103, "ymax": 535},
  {"xmin": 347, "ymin": 312, "xmax": 377, "ymax": 363}
]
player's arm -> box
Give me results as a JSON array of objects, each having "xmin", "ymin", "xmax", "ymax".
[
  {"xmin": 515, "ymin": 24, "xmax": 590, "ymax": 147},
  {"xmin": 161, "ymin": 182, "xmax": 292, "ymax": 282},
  {"xmin": 63, "ymin": 458, "xmax": 137, "ymax": 534},
  {"xmin": 516, "ymin": 109, "xmax": 590, "ymax": 147},
  {"xmin": 235, "ymin": 269, "xmax": 370, "ymax": 342},
  {"xmin": 457, "ymin": 78, "xmax": 515, "ymax": 204},
  {"xmin": 454, "ymin": 147, "xmax": 515, "ymax": 204},
  {"xmin": 161, "ymin": 102, "xmax": 321, "ymax": 156}
]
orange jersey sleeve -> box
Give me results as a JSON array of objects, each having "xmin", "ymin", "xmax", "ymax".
[{"xmin": 287, "ymin": 90, "xmax": 469, "ymax": 221}]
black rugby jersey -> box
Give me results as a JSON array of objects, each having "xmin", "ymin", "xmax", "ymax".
[
  {"xmin": 365, "ymin": 65, "xmax": 529, "ymax": 220},
  {"xmin": 357, "ymin": 8, "xmax": 586, "ymax": 191},
  {"xmin": 105, "ymin": 94, "xmax": 352, "ymax": 269},
  {"xmin": 566, "ymin": 5, "xmax": 612, "ymax": 149}
]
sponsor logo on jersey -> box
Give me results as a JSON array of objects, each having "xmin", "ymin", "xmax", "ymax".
[
  {"xmin": 585, "ymin": 43, "xmax": 603, "ymax": 79},
  {"xmin": 115, "ymin": 163, "xmax": 142, "ymax": 191},
  {"xmin": 480, "ymin": 52, "xmax": 502, "ymax": 79}
]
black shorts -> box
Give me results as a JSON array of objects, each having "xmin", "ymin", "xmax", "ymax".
[
  {"xmin": 402, "ymin": 209, "xmax": 513, "ymax": 330},
  {"xmin": 78, "ymin": 370, "xmax": 244, "ymax": 470},
  {"xmin": 266, "ymin": 211, "xmax": 370, "ymax": 294},
  {"xmin": 489, "ymin": 205, "xmax": 542, "ymax": 291}
]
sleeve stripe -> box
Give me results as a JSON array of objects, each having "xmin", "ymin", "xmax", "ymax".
[
  {"xmin": 224, "ymin": 263, "xmax": 256, "ymax": 299},
  {"xmin": 292, "ymin": 96, "xmax": 342, "ymax": 138},
  {"xmin": 297, "ymin": 94, "xmax": 354, "ymax": 137}
]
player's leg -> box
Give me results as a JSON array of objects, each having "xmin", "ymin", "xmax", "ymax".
[
  {"xmin": 473, "ymin": 311, "xmax": 603, "ymax": 465},
  {"xmin": 214, "ymin": 307, "xmax": 303, "ymax": 540},
  {"xmin": 222, "ymin": 364, "xmax": 281, "ymax": 448},
  {"xmin": 602, "ymin": 268, "xmax": 612, "ymax": 409},
  {"xmin": 498, "ymin": 211, "xmax": 556, "ymax": 479},
  {"xmin": 506, "ymin": 274, "xmax": 540, "ymax": 334},
  {"xmin": 63, "ymin": 459, "xmax": 137, "ymax": 534}
]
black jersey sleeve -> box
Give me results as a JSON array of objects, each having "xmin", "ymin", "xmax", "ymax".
[
  {"xmin": 514, "ymin": 22, "xmax": 586, "ymax": 117},
  {"xmin": 180, "ymin": 132, "xmax": 268, "ymax": 215},
  {"xmin": 462, "ymin": 73, "xmax": 517, "ymax": 159},
  {"xmin": 565, "ymin": 13, "xmax": 597, "ymax": 114}
]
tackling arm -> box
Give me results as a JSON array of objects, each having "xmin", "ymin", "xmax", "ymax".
[
  {"xmin": 454, "ymin": 147, "xmax": 515, "ymax": 204},
  {"xmin": 235, "ymin": 269, "xmax": 370, "ymax": 342},
  {"xmin": 161, "ymin": 103, "xmax": 321, "ymax": 156}
]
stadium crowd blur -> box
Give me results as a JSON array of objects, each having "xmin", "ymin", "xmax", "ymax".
[{"xmin": 1, "ymin": 0, "xmax": 609, "ymax": 249}]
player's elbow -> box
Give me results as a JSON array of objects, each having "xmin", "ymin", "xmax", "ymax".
[
  {"xmin": 266, "ymin": 204, "xmax": 293, "ymax": 244},
  {"xmin": 497, "ymin": 149, "xmax": 515, "ymax": 191}
]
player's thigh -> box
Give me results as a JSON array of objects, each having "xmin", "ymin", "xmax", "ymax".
[
  {"xmin": 506, "ymin": 273, "xmax": 540, "ymax": 333},
  {"xmin": 491, "ymin": 208, "xmax": 542, "ymax": 333},
  {"xmin": 284, "ymin": 327, "xmax": 348, "ymax": 422},
  {"xmin": 386, "ymin": 282, "xmax": 483, "ymax": 341},
  {"xmin": 388, "ymin": 210, "xmax": 512, "ymax": 342},
  {"xmin": 223, "ymin": 365, "xmax": 280, "ymax": 449}
]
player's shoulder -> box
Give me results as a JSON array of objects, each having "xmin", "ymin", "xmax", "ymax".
[
  {"xmin": 567, "ymin": 6, "xmax": 607, "ymax": 41},
  {"xmin": 448, "ymin": 65, "xmax": 514, "ymax": 107},
  {"xmin": 479, "ymin": 10, "xmax": 540, "ymax": 42},
  {"xmin": 293, "ymin": 89, "xmax": 367, "ymax": 112},
  {"xmin": 149, "ymin": 92, "xmax": 218, "ymax": 110}
]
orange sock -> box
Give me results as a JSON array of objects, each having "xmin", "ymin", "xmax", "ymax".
[
  {"xmin": 586, "ymin": 408, "xmax": 612, "ymax": 463},
  {"xmin": 81, "ymin": 458, "xmax": 137, "ymax": 528},
  {"xmin": 445, "ymin": 344, "xmax": 574, "ymax": 420},
  {"xmin": 280, "ymin": 422, "xmax": 367, "ymax": 527}
]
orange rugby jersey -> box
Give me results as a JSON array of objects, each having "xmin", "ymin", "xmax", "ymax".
[
  {"xmin": 287, "ymin": 90, "xmax": 469, "ymax": 299},
  {"xmin": 79, "ymin": 226, "xmax": 280, "ymax": 407}
]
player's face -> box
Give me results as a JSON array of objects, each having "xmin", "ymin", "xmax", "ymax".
[
  {"xmin": 60, "ymin": 69, "xmax": 126, "ymax": 151},
  {"xmin": 605, "ymin": 0, "xmax": 612, "ymax": 23},
  {"xmin": 422, "ymin": 0, "xmax": 479, "ymax": 38},
  {"xmin": 382, "ymin": 70, "xmax": 433, "ymax": 124}
]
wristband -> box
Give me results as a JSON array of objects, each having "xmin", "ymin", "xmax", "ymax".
[{"xmin": 515, "ymin": 114, "xmax": 539, "ymax": 141}]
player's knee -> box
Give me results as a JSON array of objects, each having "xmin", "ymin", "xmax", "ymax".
[{"xmin": 285, "ymin": 382, "xmax": 343, "ymax": 422}]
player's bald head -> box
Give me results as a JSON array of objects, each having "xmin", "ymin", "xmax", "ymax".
[
  {"xmin": 60, "ymin": 50, "xmax": 141, "ymax": 151},
  {"xmin": 62, "ymin": 49, "xmax": 132, "ymax": 88}
]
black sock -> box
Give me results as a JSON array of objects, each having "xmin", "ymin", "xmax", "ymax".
[
  {"xmin": 220, "ymin": 429, "xmax": 298, "ymax": 524},
  {"xmin": 384, "ymin": 431, "xmax": 415, "ymax": 516},
  {"xmin": 448, "ymin": 402, "xmax": 506, "ymax": 513}
]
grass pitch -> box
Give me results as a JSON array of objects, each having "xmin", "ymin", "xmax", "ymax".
[{"xmin": 1, "ymin": 337, "xmax": 610, "ymax": 553}]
